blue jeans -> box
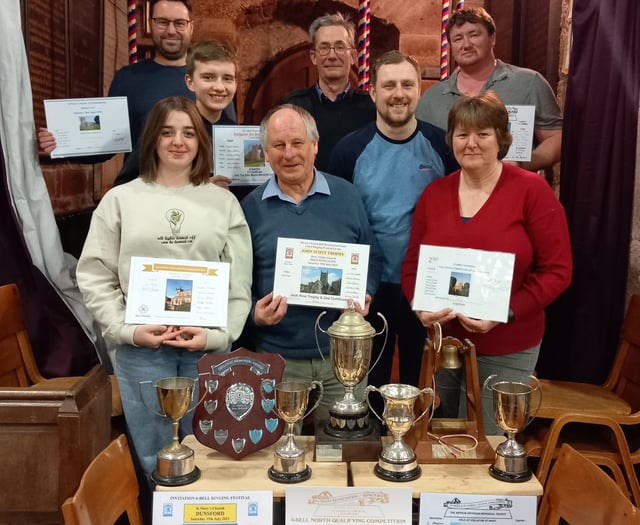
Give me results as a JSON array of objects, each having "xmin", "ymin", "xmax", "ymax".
[
  {"xmin": 115, "ymin": 344, "xmax": 214, "ymax": 475},
  {"xmin": 435, "ymin": 344, "xmax": 541, "ymax": 435},
  {"xmin": 280, "ymin": 355, "xmax": 367, "ymax": 430}
]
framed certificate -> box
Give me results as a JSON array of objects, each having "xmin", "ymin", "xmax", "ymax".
[
  {"xmin": 272, "ymin": 237, "xmax": 370, "ymax": 309},
  {"xmin": 503, "ymin": 105, "xmax": 535, "ymax": 162},
  {"xmin": 125, "ymin": 257, "xmax": 230, "ymax": 327},
  {"xmin": 212, "ymin": 125, "xmax": 273, "ymax": 185},
  {"xmin": 44, "ymin": 97, "xmax": 132, "ymax": 158},
  {"xmin": 412, "ymin": 245, "xmax": 515, "ymax": 322}
]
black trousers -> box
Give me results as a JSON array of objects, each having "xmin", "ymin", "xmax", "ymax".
[{"xmin": 366, "ymin": 282, "xmax": 428, "ymax": 415}]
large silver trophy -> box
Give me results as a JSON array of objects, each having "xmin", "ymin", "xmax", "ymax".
[
  {"xmin": 141, "ymin": 376, "xmax": 201, "ymax": 486},
  {"xmin": 315, "ymin": 306, "xmax": 387, "ymax": 439},
  {"xmin": 366, "ymin": 384, "xmax": 434, "ymax": 482},
  {"xmin": 268, "ymin": 380, "xmax": 323, "ymax": 483},
  {"xmin": 484, "ymin": 374, "xmax": 541, "ymax": 482}
]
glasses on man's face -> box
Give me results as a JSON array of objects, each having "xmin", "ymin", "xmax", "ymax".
[
  {"xmin": 314, "ymin": 42, "xmax": 352, "ymax": 56},
  {"xmin": 152, "ymin": 17, "xmax": 191, "ymax": 31}
]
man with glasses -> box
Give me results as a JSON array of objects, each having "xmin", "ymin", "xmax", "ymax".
[
  {"xmin": 282, "ymin": 13, "xmax": 375, "ymax": 172},
  {"xmin": 38, "ymin": 0, "xmax": 234, "ymax": 186}
]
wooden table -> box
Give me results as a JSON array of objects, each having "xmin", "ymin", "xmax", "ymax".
[
  {"xmin": 350, "ymin": 435, "xmax": 542, "ymax": 498},
  {"xmin": 156, "ymin": 435, "xmax": 349, "ymax": 498}
]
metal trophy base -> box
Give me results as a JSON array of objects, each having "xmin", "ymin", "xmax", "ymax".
[
  {"xmin": 152, "ymin": 466, "xmax": 201, "ymax": 486},
  {"xmin": 324, "ymin": 412, "xmax": 373, "ymax": 440},
  {"xmin": 151, "ymin": 447, "xmax": 201, "ymax": 486},
  {"xmin": 488, "ymin": 464, "xmax": 532, "ymax": 483},
  {"xmin": 268, "ymin": 465, "xmax": 312, "ymax": 484},
  {"xmin": 374, "ymin": 458, "xmax": 422, "ymax": 482},
  {"xmin": 314, "ymin": 419, "xmax": 382, "ymax": 462}
]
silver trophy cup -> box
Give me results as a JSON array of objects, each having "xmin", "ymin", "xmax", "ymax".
[
  {"xmin": 484, "ymin": 374, "xmax": 541, "ymax": 482},
  {"xmin": 268, "ymin": 380, "xmax": 323, "ymax": 483},
  {"xmin": 316, "ymin": 307, "xmax": 388, "ymax": 438},
  {"xmin": 366, "ymin": 383, "xmax": 434, "ymax": 481}
]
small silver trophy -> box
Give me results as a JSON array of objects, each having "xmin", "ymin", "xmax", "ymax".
[
  {"xmin": 268, "ymin": 380, "xmax": 323, "ymax": 483},
  {"xmin": 366, "ymin": 383, "xmax": 434, "ymax": 482},
  {"xmin": 484, "ymin": 374, "xmax": 541, "ymax": 482}
]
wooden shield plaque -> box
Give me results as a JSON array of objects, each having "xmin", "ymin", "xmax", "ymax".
[{"xmin": 193, "ymin": 348, "xmax": 286, "ymax": 459}]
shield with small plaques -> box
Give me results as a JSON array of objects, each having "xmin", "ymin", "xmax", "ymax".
[{"xmin": 193, "ymin": 347, "xmax": 285, "ymax": 458}]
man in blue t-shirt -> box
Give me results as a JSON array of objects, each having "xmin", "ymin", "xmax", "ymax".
[{"xmin": 329, "ymin": 50, "xmax": 458, "ymax": 395}]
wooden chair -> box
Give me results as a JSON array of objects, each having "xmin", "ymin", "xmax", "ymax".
[
  {"xmin": 62, "ymin": 434, "xmax": 144, "ymax": 525},
  {"xmin": 537, "ymin": 443, "xmax": 640, "ymax": 525},
  {"xmin": 522, "ymin": 293, "xmax": 640, "ymax": 504},
  {"xmin": 0, "ymin": 282, "xmax": 122, "ymax": 416}
]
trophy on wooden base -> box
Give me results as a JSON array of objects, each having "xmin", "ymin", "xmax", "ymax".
[
  {"xmin": 406, "ymin": 323, "xmax": 496, "ymax": 464},
  {"xmin": 314, "ymin": 307, "xmax": 387, "ymax": 460}
]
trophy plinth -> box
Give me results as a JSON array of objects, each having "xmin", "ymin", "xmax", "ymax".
[
  {"xmin": 153, "ymin": 442, "xmax": 201, "ymax": 486},
  {"xmin": 268, "ymin": 380, "xmax": 323, "ymax": 483},
  {"xmin": 314, "ymin": 417, "xmax": 382, "ymax": 462},
  {"xmin": 315, "ymin": 308, "xmax": 388, "ymax": 443},
  {"xmin": 144, "ymin": 376, "xmax": 201, "ymax": 487},
  {"xmin": 366, "ymin": 383, "xmax": 434, "ymax": 482},
  {"xmin": 268, "ymin": 437, "xmax": 312, "ymax": 483},
  {"xmin": 485, "ymin": 375, "xmax": 541, "ymax": 483},
  {"xmin": 325, "ymin": 395, "xmax": 372, "ymax": 439}
]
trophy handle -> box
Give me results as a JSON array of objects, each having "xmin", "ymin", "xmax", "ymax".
[
  {"xmin": 366, "ymin": 312, "xmax": 389, "ymax": 376},
  {"xmin": 139, "ymin": 380, "xmax": 166, "ymax": 418},
  {"xmin": 188, "ymin": 374, "xmax": 209, "ymax": 413},
  {"xmin": 483, "ymin": 373, "xmax": 498, "ymax": 393},
  {"xmin": 413, "ymin": 387, "xmax": 435, "ymax": 424},
  {"xmin": 314, "ymin": 311, "xmax": 329, "ymax": 365},
  {"xmin": 527, "ymin": 375, "xmax": 542, "ymax": 426},
  {"xmin": 139, "ymin": 377, "xmax": 201, "ymax": 417},
  {"xmin": 364, "ymin": 385, "xmax": 384, "ymax": 422},
  {"xmin": 303, "ymin": 380, "xmax": 324, "ymax": 419}
]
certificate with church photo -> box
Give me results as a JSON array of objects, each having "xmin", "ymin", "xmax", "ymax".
[
  {"xmin": 212, "ymin": 125, "xmax": 274, "ymax": 185},
  {"xmin": 125, "ymin": 256, "xmax": 230, "ymax": 327},
  {"xmin": 412, "ymin": 245, "xmax": 515, "ymax": 323},
  {"xmin": 43, "ymin": 97, "xmax": 132, "ymax": 158},
  {"xmin": 503, "ymin": 104, "xmax": 535, "ymax": 162},
  {"xmin": 272, "ymin": 237, "xmax": 370, "ymax": 310}
]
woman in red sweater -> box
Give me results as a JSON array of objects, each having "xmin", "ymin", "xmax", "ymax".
[{"xmin": 401, "ymin": 91, "xmax": 572, "ymax": 434}]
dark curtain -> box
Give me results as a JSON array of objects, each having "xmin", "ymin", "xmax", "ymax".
[
  {"xmin": 538, "ymin": 0, "xmax": 640, "ymax": 382},
  {"xmin": 0, "ymin": 144, "xmax": 98, "ymax": 377}
]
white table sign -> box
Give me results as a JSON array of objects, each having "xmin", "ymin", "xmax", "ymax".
[
  {"xmin": 503, "ymin": 105, "xmax": 535, "ymax": 162},
  {"xmin": 125, "ymin": 256, "xmax": 229, "ymax": 327},
  {"xmin": 419, "ymin": 493, "xmax": 536, "ymax": 524},
  {"xmin": 44, "ymin": 97, "xmax": 131, "ymax": 158},
  {"xmin": 285, "ymin": 486, "xmax": 412, "ymax": 525},
  {"xmin": 412, "ymin": 245, "xmax": 515, "ymax": 322},
  {"xmin": 272, "ymin": 237, "xmax": 370, "ymax": 309},
  {"xmin": 213, "ymin": 125, "xmax": 273, "ymax": 185},
  {"xmin": 152, "ymin": 490, "xmax": 272, "ymax": 524}
]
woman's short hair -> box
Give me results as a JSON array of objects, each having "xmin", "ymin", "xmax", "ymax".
[
  {"xmin": 446, "ymin": 91, "xmax": 513, "ymax": 160},
  {"xmin": 259, "ymin": 104, "xmax": 319, "ymax": 148},
  {"xmin": 139, "ymin": 96, "xmax": 212, "ymax": 185}
]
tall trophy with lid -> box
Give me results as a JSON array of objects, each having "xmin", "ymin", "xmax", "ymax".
[{"xmin": 314, "ymin": 305, "xmax": 387, "ymax": 460}]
